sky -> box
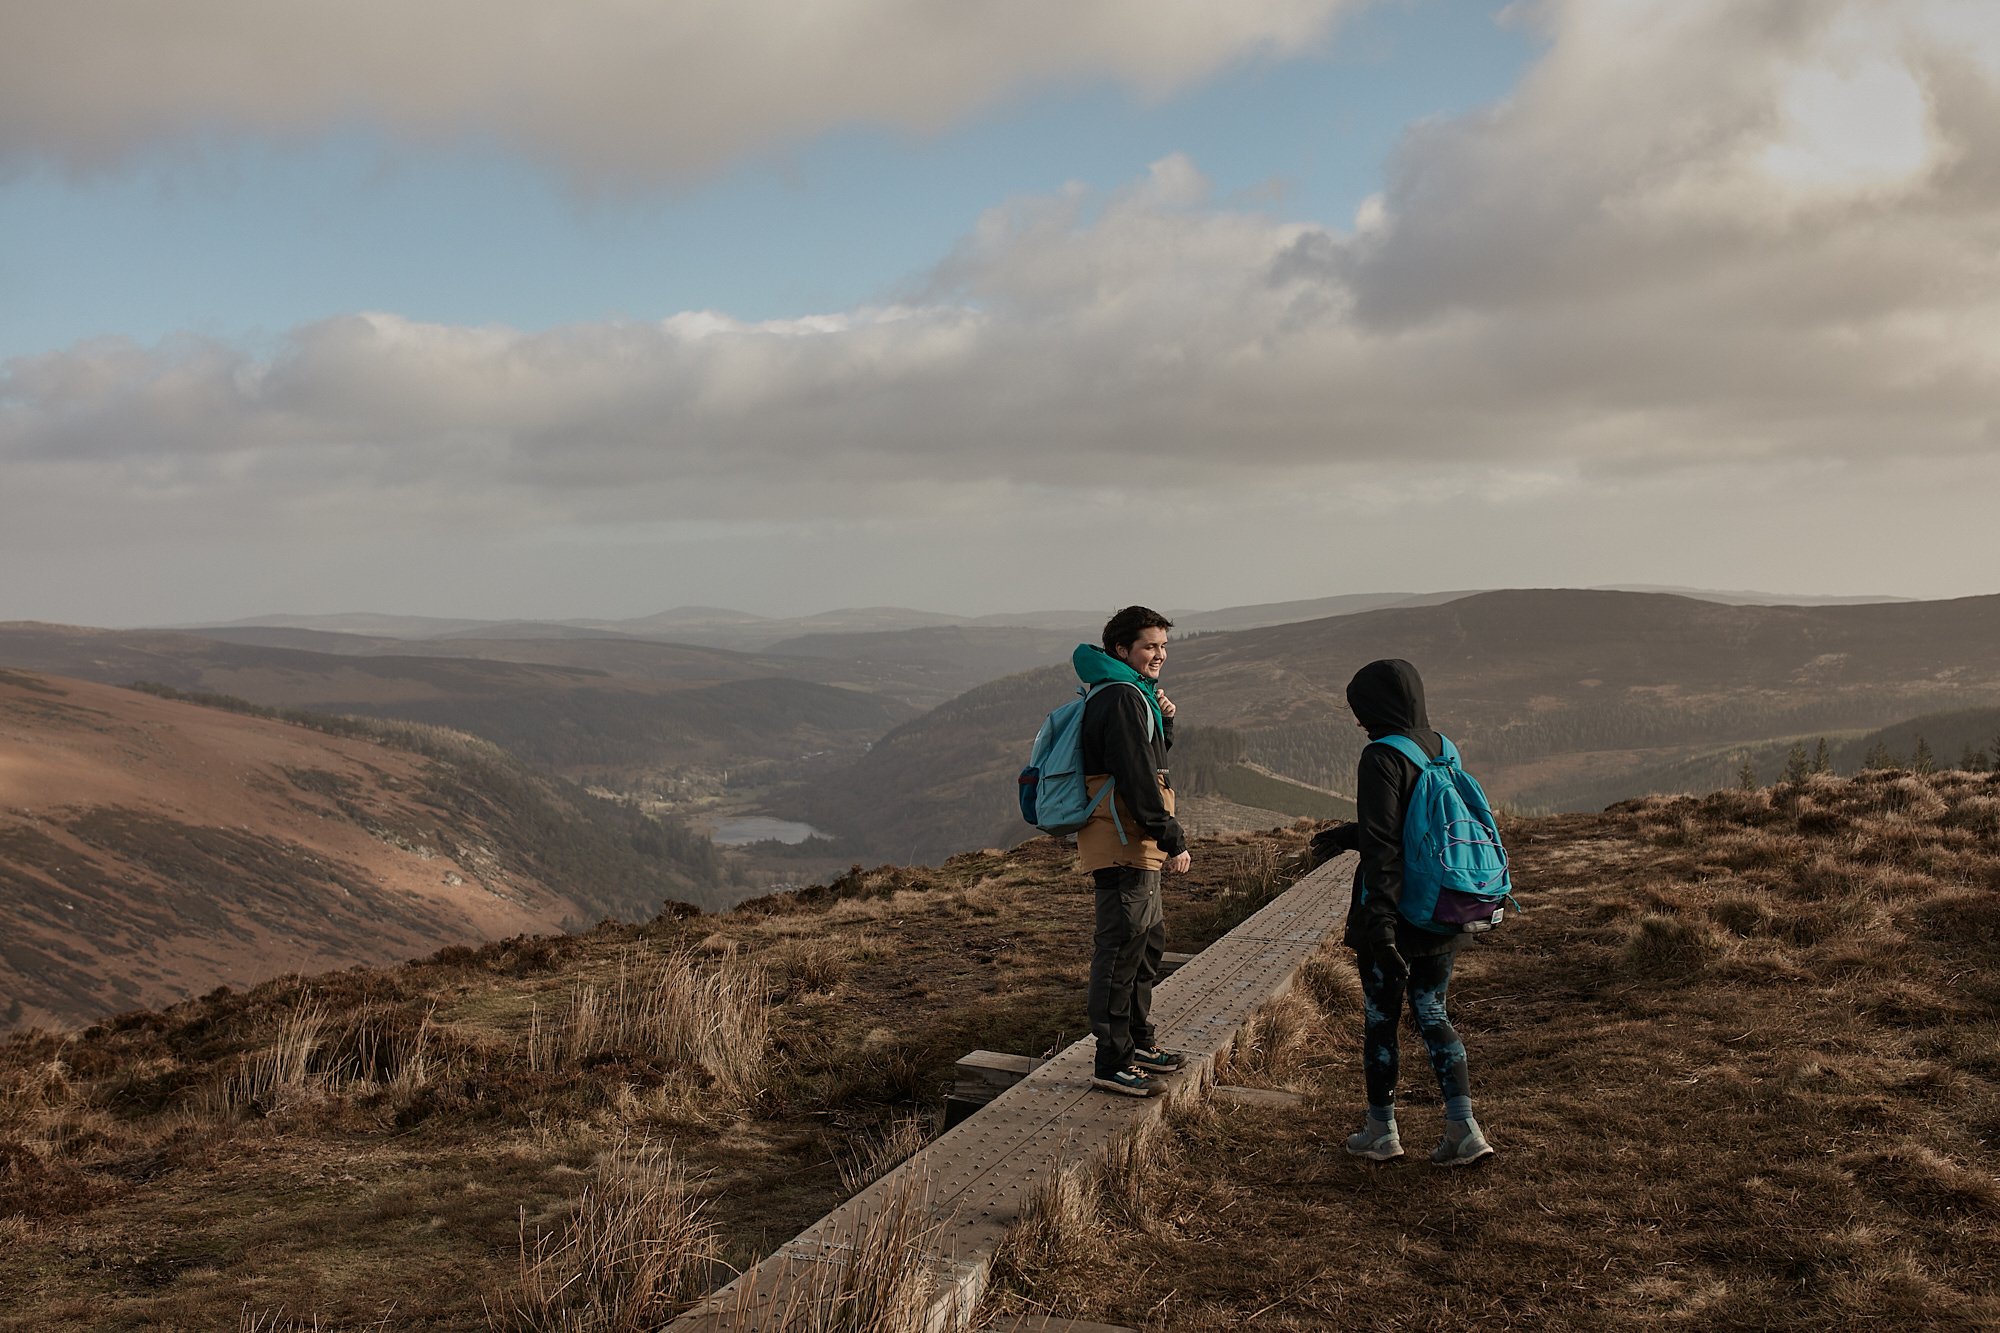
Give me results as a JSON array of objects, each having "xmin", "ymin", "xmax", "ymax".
[{"xmin": 3, "ymin": 0, "xmax": 1998, "ymax": 626}]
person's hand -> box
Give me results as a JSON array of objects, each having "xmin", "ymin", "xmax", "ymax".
[
  {"xmin": 1156, "ymin": 690, "xmax": 1176, "ymax": 719},
  {"xmin": 1370, "ymin": 926, "xmax": 1409, "ymax": 982},
  {"xmin": 1164, "ymin": 850, "xmax": 1191, "ymax": 875},
  {"xmin": 1309, "ymin": 822, "xmax": 1360, "ymax": 864}
]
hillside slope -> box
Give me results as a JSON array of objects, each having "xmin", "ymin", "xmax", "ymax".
[
  {"xmin": 0, "ymin": 671, "xmax": 721, "ymax": 1032},
  {"xmin": 0, "ymin": 827, "xmax": 1310, "ymax": 1329},
  {"xmin": 2, "ymin": 770, "xmax": 1994, "ymax": 1328},
  {"xmin": 991, "ymin": 768, "xmax": 2000, "ymax": 1328},
  {"xmin": 805, "ymin": 590, "xmax": 2000, "ymax": 860}
]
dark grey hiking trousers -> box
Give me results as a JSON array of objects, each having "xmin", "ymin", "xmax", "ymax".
[{"xmin": 1088, "ymin": 866, "xmax": 1166, "ymax": 1077}]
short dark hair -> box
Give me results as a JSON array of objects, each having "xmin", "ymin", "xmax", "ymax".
[{"xmin": 1102, "ymin": 605, "xmax": 1173, "ymax": 654}]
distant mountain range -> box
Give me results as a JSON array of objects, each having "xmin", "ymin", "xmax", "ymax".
[
  {"xmin": 8, "ymin": 585, "xmax": 1963, "ymax": 879},
  {"xmin": 795, "ymin": 589, "xmax": 2000, "ymax": 862},
  {"xmin": 171, "ymin": 585, "xmax": 1906, "ymax": 652},
  {"xmin": 0, "ymin": 622, "xmax": 919, "ymax": 785}
]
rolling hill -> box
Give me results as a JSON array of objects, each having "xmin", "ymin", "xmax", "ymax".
[
  {"xmin": 797, "ymin": 589, "xmax": 2000, "ymax": 861},
  {"xmin": 0, "ymin": 670, "xmax": 724, "ymax": 1032},
  {"xmin": 0, "ymin": 622, "xmax": 917, "ymax": 787}
]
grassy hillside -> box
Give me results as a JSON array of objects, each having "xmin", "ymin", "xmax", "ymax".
[
  {"xmin": 5, "ymin": 771, "xmax": 1996, "ymax": 1328},
  {"xmin": 990, "ymin": 767, "xmax": 2000, "ymax": 1328},
  {"xmin": 1506, "ymin": 704, "xmax": 2000, "ymax": 812},
  {"xmin": 0, "ymin": 830, "xmax": 1308, "ymax": 1330},
  {"xmin": 0, "ymin": 672, "xmax": 725, "ymax": 1033},
  {"xmin": 801, "ymin": 590, "xmax": 2000, "ymax": 859}
]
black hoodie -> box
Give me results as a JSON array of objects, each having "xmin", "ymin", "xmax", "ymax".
[{"xmin": 1340, "ymin": 658, "xmax": 1461, "ymax": 958}]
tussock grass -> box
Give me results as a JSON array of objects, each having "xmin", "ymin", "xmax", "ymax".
[
  {"xmin": 524, "ymin": 950, "xmax": 770, "ymax": 1100},
  {"xmin": 992, "ymin": 1162, "xmax": 1105, "ymax": 1283},
  {"xmin": 1215, "ymin": 991, "xmax": 1319, "ymax": 1087},
  {"xmin": 765, "ymin": 937, "xmax": 852, "ymax": 994},
  {"xmin": 192, "ymin": 999, "xmax": 329, "ymax": 1121},
  {"xmin": 493, "ymin": 1142, "xmax": 719, "ymax": 1332},
  {"xmin": 1621, "ymin": 910, "xmax": 1726, "ymax": 978},
  {"xmin": 833, "ymin": 1113, "xmax": 930, "ymax": 1195},
  {"xmin": 727, "ymin": 1168, "xmax": 941, "ymax": 1333}
]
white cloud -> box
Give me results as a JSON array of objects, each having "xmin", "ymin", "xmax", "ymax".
[
  {"xmin": 0, "ymin": 0, "xmax": 1357, "ymax": 184},
  {"xmin": 6, "ymin": 0, "xmax": 2000, "ymax": 617}
]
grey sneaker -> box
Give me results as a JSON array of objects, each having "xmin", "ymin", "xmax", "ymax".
[
  {"xmin": 1344, "ymin": 1115, "xmax": 1403, "ymax": 1161},
  {"xmin": 1131, "ymin": 1046, "xmax": 1184, "ymax": 1074},
  {"xmin": 1090, "ymin": 1066, "xmax": 1161, "ymax": 1097},
  {"xmin": 1432, "ymin": 1117, "xmax": 1495, "ymax": 1167}
]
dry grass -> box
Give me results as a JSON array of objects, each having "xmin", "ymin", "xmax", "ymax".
[
  {"xmin": 984, "ymin": 770, "xmax": 2000, "ymax": 1330},
  {"xmin": 192, "ymin": 998, "xmax": 330, "ymax": 1121},
  {"xmin": 1214, "ymin": 991, "xmax": 1321, "ymax": 1089},
  {"xmin": 723, "ymin": 1168, "xmax": 942, "ymax": 1333},
  {"xmin": 764, "ymin": 937, "xmax": 853, "ymax": 994},
  {"xmin": 492, "ymin": 1142, "xmax": 719, "ymax": 1332},
  {"xmin": 524, "ymin": 950, "xmax": 770, "ymax": 1100},
  {"xmin": 833, "ymin": 1113, "xmax": 931, "ymax": 1195},
  {"xmin": 992, "ymin": 1161, "xmax": 1106, "ymax": 1285},
  {"xmin": 0, "ymin": 826, "xmax": 1321, "ymax": 1329}
]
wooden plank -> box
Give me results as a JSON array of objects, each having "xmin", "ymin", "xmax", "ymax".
[
  {"xmin": 955, "ymin": 1050, "xmax": 1045, "ymax": 1091},
  {"xmin": 668, "ymin": 852, "xmax": 1355, "ymax": 1332}
]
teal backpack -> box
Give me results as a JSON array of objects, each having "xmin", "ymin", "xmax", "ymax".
[
  {"xmin": 1368, "ymin": 733, "xmax": 1516, "ymax": 934},
  {"xmin": 1017, "ymin": 682, "xmax": 1153, "ymax": 842}
]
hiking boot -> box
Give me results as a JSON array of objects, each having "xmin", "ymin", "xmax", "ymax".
[
  {"xmin": 1131, "ymin": 1046, "xmax": 1185, "ymax": 1074},
  {"xmin": 1431, "ymin": 1117, "xmax": 1495, "ymax": 1167},
  {"xmin": 1090, "ymin": 1066, "xmax": 1161, "ymax": 1097},
  {"xmin": 1344, "ymin": 1115, "xmax": 1403, "ymax": 1161}
]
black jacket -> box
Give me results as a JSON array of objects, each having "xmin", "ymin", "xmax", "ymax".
[
  {"xmin": 1338, "ymin": 658, "xmax": 1462, "ymax": 959},
  {"xmin": 1079, "ymin": 682, "xmax": 1185, "ymax": 857}
]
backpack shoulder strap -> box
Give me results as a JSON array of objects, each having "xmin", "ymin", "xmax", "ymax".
[
  {"xmin": 1084, "ymin": 680, "xmax": 1155, "ymax": 744},
  {"xmin": 1368, "ymin": 733, "xmax": 1435, "ymax": 767}
]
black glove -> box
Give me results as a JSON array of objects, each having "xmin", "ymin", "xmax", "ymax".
[
  {"xmin": 1369, "ymin": 925, "xmax": 1409, "ymax": 983},
  {"xmin": 1308, "ymin": 822, "xmax": 1360, "ymax": 866}
]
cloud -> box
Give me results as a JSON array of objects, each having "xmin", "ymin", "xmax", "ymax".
[
  {"xmin": 0, "ymin": 0, "xmax": 1356, "ymax": 184},
  {"xmin": 6, "ymin": 0, "xmax": 2000, "ymax": 612}
]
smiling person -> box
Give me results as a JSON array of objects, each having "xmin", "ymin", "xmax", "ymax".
[{"xmin": 1074, "ymin": 605, "xmax": 1191, "ymax": 1097}]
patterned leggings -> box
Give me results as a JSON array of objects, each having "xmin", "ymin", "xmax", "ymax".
[{"xmin": 1358, "ymin": 946, "xmax": 1472, "ymax": 1116}]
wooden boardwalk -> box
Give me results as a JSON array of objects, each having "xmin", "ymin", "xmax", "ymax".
[{"xmin": 668, "ymin": 852, "xmax": 1355, "ymax": 1332}]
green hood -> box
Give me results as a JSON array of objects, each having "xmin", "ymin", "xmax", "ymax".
[{"xmin": 1072, "ymin": 643, "xmax": 1166, "ymax": 734}]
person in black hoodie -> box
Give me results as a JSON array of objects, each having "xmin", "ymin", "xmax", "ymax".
[{"xmin": 1321, "ymin": 659, "xmax": 1495, "ymax": 1166}]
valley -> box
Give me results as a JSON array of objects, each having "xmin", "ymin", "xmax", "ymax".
[{"xmin": 8, "ymin": 585, "xmax": 2000, "ymax": 1035}]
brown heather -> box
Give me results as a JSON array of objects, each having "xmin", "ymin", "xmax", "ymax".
[
  {"xmin": 0, "ymin": 828, "xmax": 1313, "ymax": 1329},
  {"xmin": 8, "ymin": 771, "xmax": 1999, "ymax": 1328},
  {"xmin": 981, "ymin": 768, "xmax": 2000, "ymax": 1330}
]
